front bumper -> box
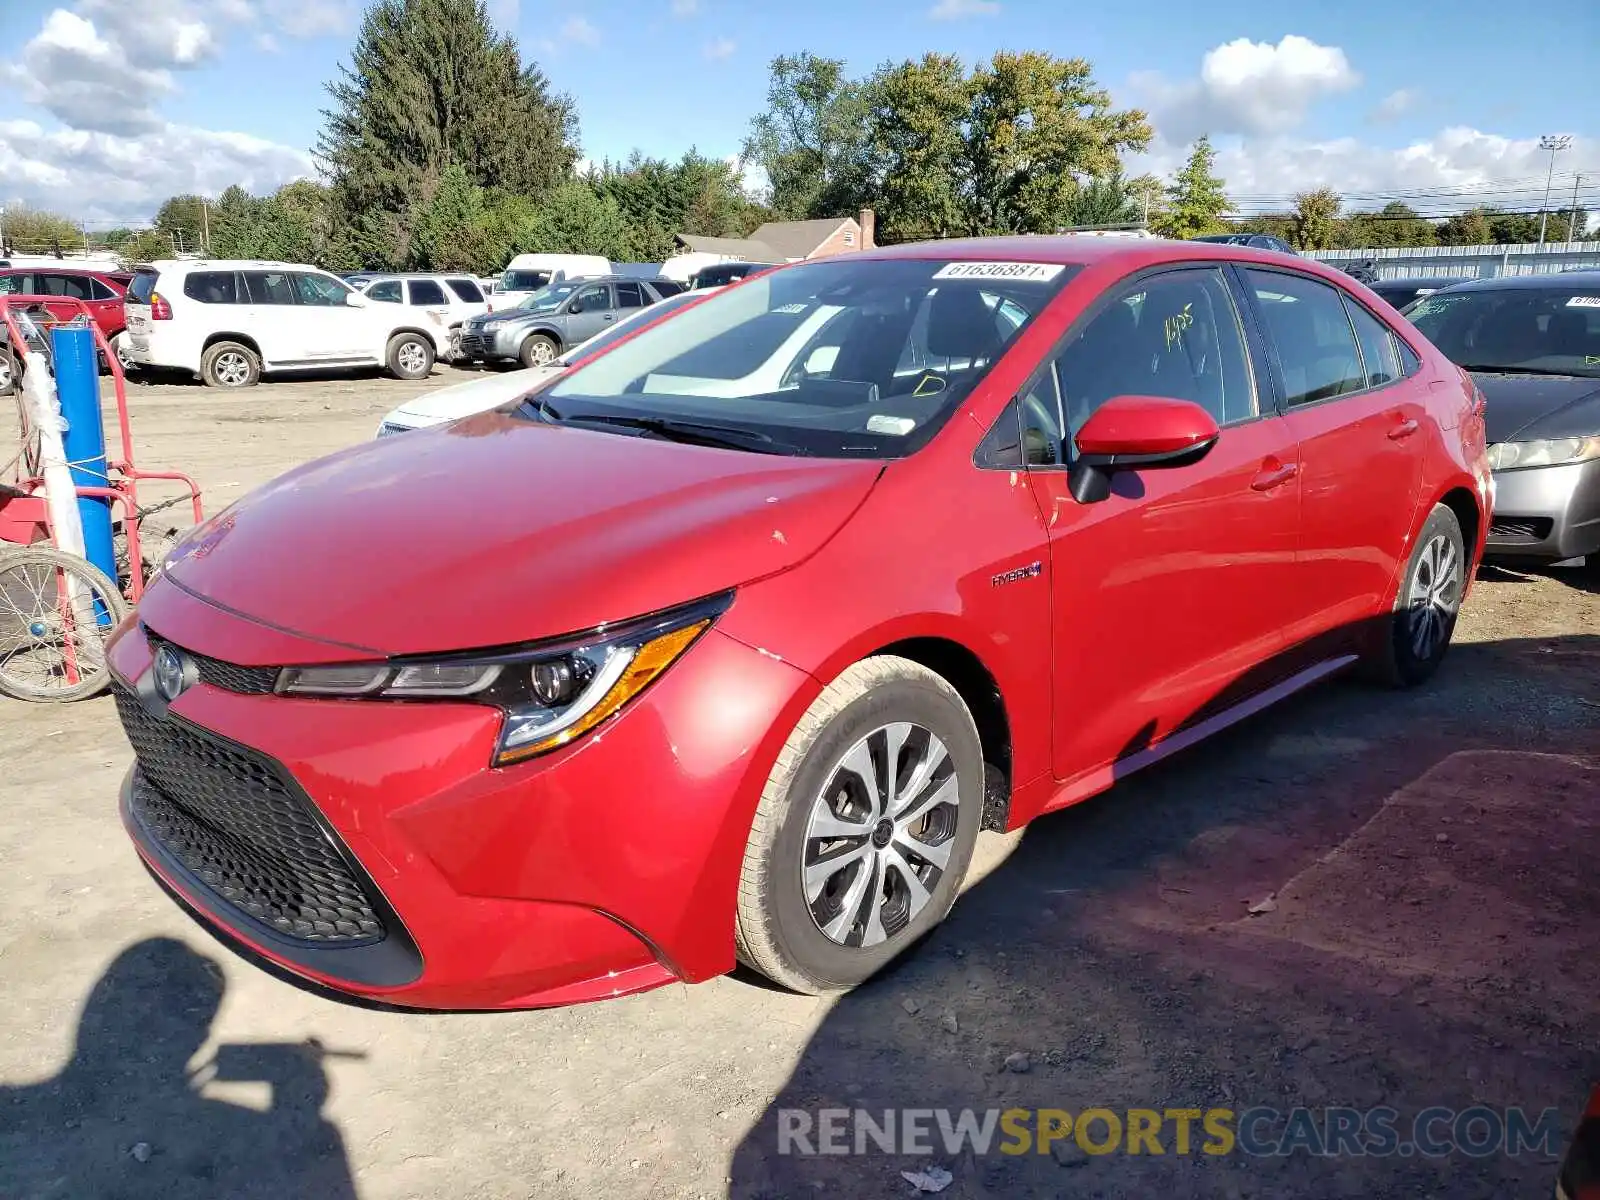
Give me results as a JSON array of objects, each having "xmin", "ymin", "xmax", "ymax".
[
  {"xmin": 1484, "ymin": 458, "xmax": 1600, "ymax": 562},
  {"xmin": 456, "ymin": 324, "xmax": 524, "ymax": 361},
  {"xmin": 107, "ymin": 598, "xmax": 816, "ymax": 1010}
]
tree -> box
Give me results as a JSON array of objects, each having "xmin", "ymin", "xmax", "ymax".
[
  {"xmin": 0, "ymin": 206, "xmax": 80, "ymax": 256},
  {"xmin": 410, "ymin": 165, "xmax": 503, "ymax": 271},
  {"xmin": 318, "ymin": 0, "xmax": 577, "ymax": 268},
  {"xmin": 1340, "ymin": 201, "xmax": 1435, "ymax": 249},
  {"xmin": 593, "ymin": 151, "xmax": 765, "ymax": 260},
  {"xmin": 1436, "ymin": 207, "xmax": 1494, "ymax": 246},
  {"xmin": 114, "ymin": 229, "xmax": 174, "ymax": 269},
  {"xmin": 1291, "ymin": 188, "xmax": 1342, "ymax": 251},
  {"xmin": 513, "ymin": 182, "xmax": 640, "ymax": 261},
  {"xmin": 156, "ymin": 194, "xmax": 210, "ymax": 255},
  {"xmin": 741, "ymin": 53, "xmax": 877, "ymax": 220},
  {"xmin": 1153, "ymin": 135, "xmax": 1231, "ymax": 239},
  {"xmin": 868, "ymin": 53, "xmax": 969, "ymax": 241},
  {"xmin": 1060, "ymin": 171, "xmax": 1144, "ymax": 227}
]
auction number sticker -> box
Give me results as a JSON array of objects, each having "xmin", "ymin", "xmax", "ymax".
[
  {"xmin": 933, "ymin": 261, "xmax": 1065, "ymax": 282},
  {"xmin": 1566, "ymin": 295, "xmax": 1600, "ymax": 307}
]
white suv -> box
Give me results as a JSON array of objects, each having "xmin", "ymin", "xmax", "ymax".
[
  {"xmin": 123, "ymin": 260, "xmax": 451, "ymax": 388},
  {"xmin": 356, "ymin": 273, "xmax": 492, "ymax": 358}
]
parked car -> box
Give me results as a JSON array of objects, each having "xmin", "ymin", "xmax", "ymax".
[
  {"xmin": 492, "ymin": 253, "xmax": 611, "ymax": 307},
  {"xmin": 376, "ymin": 287, "xmax": 717, "ymax": 436},
  {"xmin": 1405, "ymin": 272, "xmax": 1600, "ymax": 571},
  {"xmin": 1191, "ymin": 232, "xmax": 1297, "ymax": 255},
  {"xmin": 109, "ymin": 237, "xmax": 1489, "ymax": 1008},
  {"xmin": 0, "ymin": 266, "xmax": 135, "ymax": 368},
  {"xmin": 122, "ymin": 260, "xmax": 450, "ymax": 388},
  {"xmin": 688, "ymin": 261, "xmax": 778, "ymax": 289},
  {"xmin": 457, "ymin": 274, "xmax": 675, "ymax": 368},
  {"xmin": 1370, "ymin": 278, "xmax": 1464, "ymax": 311},
  {"xmin": 356, "ymin": 273, "xmax": 492, "ymax": 359}
]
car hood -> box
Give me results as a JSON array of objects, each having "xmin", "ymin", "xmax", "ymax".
[
  {"xmin": 1472, "ymin": 372, "xmax": 1600, "ymax": 443},
  {"xmin": 387, "ymin": 367, "xmax": 564, "ymax": 424},
  {"xmin": 475, "ymin": 308, "xmax": 560, "ymax": 328},
  {"xmin": 162, "ymin": 411, "xmax": 883, "ymax": 657}
]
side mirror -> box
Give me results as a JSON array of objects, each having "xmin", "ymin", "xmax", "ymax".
[
  {"xmin": 1068, "ymin": 394, "xmax": 1220, "ymax": 504},
  {"xmin": 344, "ymin": 291, "xmax": 369, "ymax": 308}
]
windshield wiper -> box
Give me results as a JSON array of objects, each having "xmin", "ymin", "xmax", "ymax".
[{"xmin": 526, "ymin": 401, "xmax": 810, "ymax": 455}]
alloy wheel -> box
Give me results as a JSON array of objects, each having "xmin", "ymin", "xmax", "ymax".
[
  {"xmin": 397, "ymin": 340, "xmax": 427, "ymax": 375},
  {"xmin": 525, "ymin": 340, "xmax": 555, "ymax": 365},
  {"xmin": 1407, "ymin": 532, "xmax": 1462, "ymax": 661},
  {"xmin": 802, "ymin": 722, "xmax": 961, "ymax": 948},
  {"xmin": 214, "ymin": 351, "xmax": 250, "ymax": 387}
]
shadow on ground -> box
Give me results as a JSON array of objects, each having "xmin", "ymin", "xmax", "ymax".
[
  {"xmin": 0, "ymin": 937, "xmax": 357, "ymax": 1199},
  {"xmin": 730, "ymin": 632, "xmax": 1600, "ymax": 1199}
]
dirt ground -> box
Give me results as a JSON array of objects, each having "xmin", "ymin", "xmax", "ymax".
[{"xmin": 1, "ymin": 367, "xmax": 1597, "ymax": 1199}]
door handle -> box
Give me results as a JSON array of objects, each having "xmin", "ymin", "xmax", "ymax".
[
  {"xmin": 1250, "ymin": 462, "xmax": 1299, "ymax": 492},
  {"xmin": 1387, "ymin": 418, "xmax": 1420, "ymax": 441}
]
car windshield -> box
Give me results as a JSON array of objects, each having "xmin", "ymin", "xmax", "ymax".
[
  {"xmin": 1407, "ymin": 287, "xmax": 1600, "ymax": 377},
  {"xmin": 528, "ymin": 256, "xmax": 1078, "ymax": 458},
  {"xmin": 513, "ymin": 282, "xmax": 581, "ymax": 313},
  {"xmin": 561, "ymin": 291, "xmax": 699, "ymax": 366}
]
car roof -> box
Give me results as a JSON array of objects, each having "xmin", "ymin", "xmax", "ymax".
[
  {"xmin": 138, "ymin": 259, "xmax": 328, "ymax": 272},
  {"xmin": 850, "ymin": 234, "xmax": 1344, "ymax": 281},
  {"xmin": 0, "ymin": 264, "xmax": 123, "ymax": 276},
  {"xmin": 1372, "ymin": 277, "xmax": 1470, "ymax": 287},
  {"xmin": 1427, "ymin": 272, "xmax": 1600, "ymax": 292}
]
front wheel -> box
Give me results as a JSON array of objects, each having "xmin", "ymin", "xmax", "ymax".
[
  {"xmin": 734, "ymin": 655, "xmax": 984, "ymax": 993},
  {"xmin": 0, "ymin": 546, "xmax": 129, "ymax": 702},
  {"xmin": 1367, "ymin": 503, "xmax": 1466, "ymax": 687},
  {"xmin": 0, "ymin": 348, "xmax": 15, "ymax": 396},
  {"xmin": 519, "ymin": 333, "xmax": 558, "ymax": 369},
  {"xmin": 387, "ymin": 332, "xmax": 435, "ymax": 380}
]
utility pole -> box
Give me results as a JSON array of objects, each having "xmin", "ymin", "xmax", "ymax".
[
  {"xmin": 201, "ymin": 197, "xmax": 210, "ymax": 255},
  {"xmin": 1536, "ymin": 134, "xmax": 1572, "ymax": 248},
  {"xmin": 1569, "ymin": 173, "xmax": 1586, "ymax": 249}
]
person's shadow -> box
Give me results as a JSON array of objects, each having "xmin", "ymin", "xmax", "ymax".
[{"xmin": 0, "ymin": 936, "xmax": 358, "ymax": 1199}]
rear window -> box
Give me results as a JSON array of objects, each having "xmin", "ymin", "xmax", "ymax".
[
  {"xmin": 504, "ymin": 270, "xmax": 553, "ymax": 292},
  {"xmin": 127, "ymin": 270, "xmax": 159, "ymax": 305},
  {"xmin": 446, "ymin": 278, "xmax": 483, "ymax": 303},
  {"xmin": 649, "ymin": 279, "xmax": 685, "ymax": 297},
  {"xmin": 183, "ymin": 271, "xmax": 240, "ymax": 304}
]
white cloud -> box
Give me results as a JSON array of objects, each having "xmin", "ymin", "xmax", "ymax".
[
  {"xmin": 2, "ymin": 10, "xmax": 177, "ymax": 137},
  {"xmin": 486, "ymin": 0, "xmax": 520, "ymax": 33},
  {"xmin": 929, "ymin": 0, "xmax": 1000, "ymax": 17},
  {"xmin": 255, "ymin": 31, "xmax": 280, "ymax": 52},
  {"xmin": 1369, "ymin": 87, "xmax": 1419, "ymax": 124},
  {"xmin": 560, "ymin": 16, "xmax": 600, "ymax": 46},
  {"xmin": 671, "ymin": 0, "xmax": 700, "ymax": 14},
  {"xmin": 1134, "ymin": 35, "xmax": 1359, "ymax": 145},
  {"xmin": 0, "ymin": 119, "xmax": 313, "ymax": 223},
  {"xmin": 704, "ymin": 36, "xmax": 735, "ymax": 61},
  {"xmin": 253, "ymin": 0, "xmax": 361, "ymax": 38}
]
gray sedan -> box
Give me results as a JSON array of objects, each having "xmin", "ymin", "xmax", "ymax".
[
  {"xmin": 1406, "ymin": 272, "xmax": 1600, "ymax": 573},
  {"xmin": 458, "ymin": 275, "xmax": 674, "ymax": 368}
]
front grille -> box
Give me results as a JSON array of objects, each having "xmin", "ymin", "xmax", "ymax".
[
  {"xmin": 377, "ymin": 421, "xmax": 413, "ymax": 438},
  {"xmin": 458, "ymin": 332, "xmax": 493, "ymax": 358},
  {"xmin": 145, "ymin": 628, "xmax": 278, "ymax": 695},
  {"xmin": 116, "ymin": 685, "xmax": 386, "ymax": 944},
  {"xmin": 1489, "ymin": 516, "xmax": 1553, "ymax": 543}
]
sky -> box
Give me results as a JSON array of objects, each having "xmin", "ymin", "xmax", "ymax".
[{"xmin": 0, "ymin": 0, "xmax": 1597, "ymax": 227}]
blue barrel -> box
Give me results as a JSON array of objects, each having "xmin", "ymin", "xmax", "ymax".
[{"xmin": 51, "ymin": 325, "xmax": 118, "ymax": 619}]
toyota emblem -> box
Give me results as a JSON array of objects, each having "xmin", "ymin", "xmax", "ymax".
[{"xmin": 152, "ymin": 645, "xmax": 189, "ymax": 702}]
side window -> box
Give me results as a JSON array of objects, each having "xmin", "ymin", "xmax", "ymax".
[
  {"xmin": 570, "ymin": 285, "xmax": 611, "ymax": 314},
  {"xmin": 1393, "ymin": 336, "xmax": 1421, "ymax": 377},
  {"xmin": 445, "ymin": 278, "xmax": 483, "ymax": 303},
  {"xmin": 408, "ymin": 279, "xmax": 447, "ymax": 306},
  {"xmin": 89, "ymin": 278, "xmax": 118, "ymax": 301},
  {"xmin": 243, "ymin": 271, "xmax": 296, "ymax": 305},
  {"xmin": 1245, "ymin": 269, "xmax": 1366, "ymax": 406},
  {"xmin": 1055, "ymin": 267, "xmax": 1257, "ymax": 436},
  {"xmin": 183, "ymin": 271, "xmax": 240, "ymax": 305},
  {"xmin": 293, "ymin": 273, "xmax": 349, "ymax": 306},
  {"xmin": 1343, "ymin": 296, "xmax": 1401, "ymax": 388},
  {"xmin": 1018, "ymin": 361, "xmax": 1067, "ymax": 465},
  {"xmin": 367, "ymin": 280, "xmax": 403, "ymax": 303},
  {"xmin": 0, "ymin": 274, "xmax": 31, "ymax": 295},
  {"xmin": 40, "ymin": 273, "xmax": 95, "ymax": 300},
  {"xmin": 615, "ymin": 282, "xmax": 647, "ymax": 309}
]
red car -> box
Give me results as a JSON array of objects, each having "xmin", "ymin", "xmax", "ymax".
[
  {"xmin": 0, "ymin": 265, "xmax": 133, "ymax": 346},
  {"xmin": 107, "ymin": 237, "xmax": 1491, "ymax": 1009}
]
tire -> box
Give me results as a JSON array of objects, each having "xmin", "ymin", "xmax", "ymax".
[
  {"xmin": 111, "ymin": 331, "xmax": 139, "ymax": 377},
  {"xmin": 0, "ymin": 347, "xmax": 14, "ymax": 396},
  {"xmin": 0, "ymin": 546, "xmax": 129, "ymax": 703},
  {"xmin": 387, "ymin": 332, "xmax": 435, "ymax": 380},
  {"xmin": 733, "ymin": 655, "xmax": 985, "ymax": 993},
  {"xmin": 201, "ymin": 340, "xmax": 260, "ymax": 389},
  {"xmin": 1367, "ymin": 503, "xmax": 1466, "ymax": 688},
  {"xmin": 518, "ymin": 333, "xmax": 558, "ymax": 369}
]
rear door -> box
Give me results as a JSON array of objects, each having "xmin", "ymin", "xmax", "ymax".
[
  {"xmin": 34, "ymin": 272, "xmax": 100, "ymax": 330},
  {"xmin": 404, "ymin": 277, "xmax": 451, "ymax": 321},
  {"xmin": 1022, "ymin": 265, "xmax": 1305, "ymax": 785},
  {"xmin": 240, "ymin": 269, "xmax": 302, "ymax": 364},
  {"xmin": 1238, "ymin": 267, "xmax": 1426, "ymax": 647}
]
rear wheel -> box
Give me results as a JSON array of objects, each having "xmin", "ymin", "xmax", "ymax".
[
  {"xmin": 0, "ymin": 347, "xmax": 14, "ymax": 396},
  {"xmin": 519, "ymin": 333, "xmax": 558, "ymax": 369},
  {"xmin": 0, "ymin": 547, "xmax": 128, "ymax": 702},
  {"xmin": 387, "ymin": 332, "xmax": 435, "ymax": 380},
  {"xmin": 733, "ymin": 656, "xmax": 984, "ymax": 993},
  {"xmin": 1367, "ymin": 503, "xmax": 1466, "ymax": 687},
  {"xmin": 201, "ymin": 340, "xmax": 260, "ymax": 388}
]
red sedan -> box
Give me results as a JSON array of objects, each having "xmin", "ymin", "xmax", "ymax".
[
  {"xmin": 0, "ymin": 266, "xmax": 134, "ymax": 360},
  {"xmin": 108, "ymin": 237, "xmax": 1491, "ymax": 1008}
]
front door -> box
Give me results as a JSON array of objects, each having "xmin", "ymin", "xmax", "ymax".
[
  {"xmin": 563, "ymin": 283, "xmax": 616, "ymax": 345},
  {"xmin": 291, "ymin": 271, "xmax": 369, "ymax": 360},
  {"xmin": 1023, "ymin": 266, "xmax": 1305, "ymax": 788},
  {"xmin": 1238, "ymin": 267, "xmax": 1426, "ymax": 647}
]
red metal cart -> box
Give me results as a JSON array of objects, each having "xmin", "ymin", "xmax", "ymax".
[{"xmin": 0, "ymin": 296, "xmax": 203, "ymax": 701}]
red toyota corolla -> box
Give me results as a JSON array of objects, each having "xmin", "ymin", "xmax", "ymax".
[{"xmin": 109, "ymin": 238, "xmax": 1491, "ymax": 1008}]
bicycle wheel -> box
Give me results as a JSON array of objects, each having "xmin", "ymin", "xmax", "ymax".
[{"xmin": 0, "ymin": 546, "xmax": 129, "ymax": 702}]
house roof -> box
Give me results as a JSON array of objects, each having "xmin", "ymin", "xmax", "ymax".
[
  {"xmin": 675, "ymin": 234, "xmax": 779, "ymax": 260},
  {"xmin": 675, "ymin": 217, "xmax": 859, "ymax": 263}
]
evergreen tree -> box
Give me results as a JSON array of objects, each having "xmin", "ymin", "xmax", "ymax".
[
  {"xmin": 1154, "ymin": 136, "xmax": 1231, "ymax": 240},
  {"xmin": 318, "ymin": 0, "xmax": 577, "ymax": 268}
]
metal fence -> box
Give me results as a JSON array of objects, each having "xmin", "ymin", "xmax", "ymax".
[{"xmin": 1308, "ymin": 240, "xmax": 1600, "ymax": 281}]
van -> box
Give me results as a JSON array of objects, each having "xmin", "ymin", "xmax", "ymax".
[{"xmin": 494, "ymin": 254, "xmax": 611, "ymax": 306}]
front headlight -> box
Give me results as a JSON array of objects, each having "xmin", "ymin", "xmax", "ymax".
[
  {"xmin": 276, "ymin": 595, "xmax": 728, "ymax": 765},
  {"xmin": 1486, "ymin": 436, "xmax": 1600, "ymax": 471}
]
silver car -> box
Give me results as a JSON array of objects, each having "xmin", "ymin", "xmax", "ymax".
[
  {"xmin": 457, "ymin": 275, "xmax": 675, "ymax": 369},
  {"xmin": 1405, "ymin": 272, "xmax": 1600, "ymax": 572}
]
